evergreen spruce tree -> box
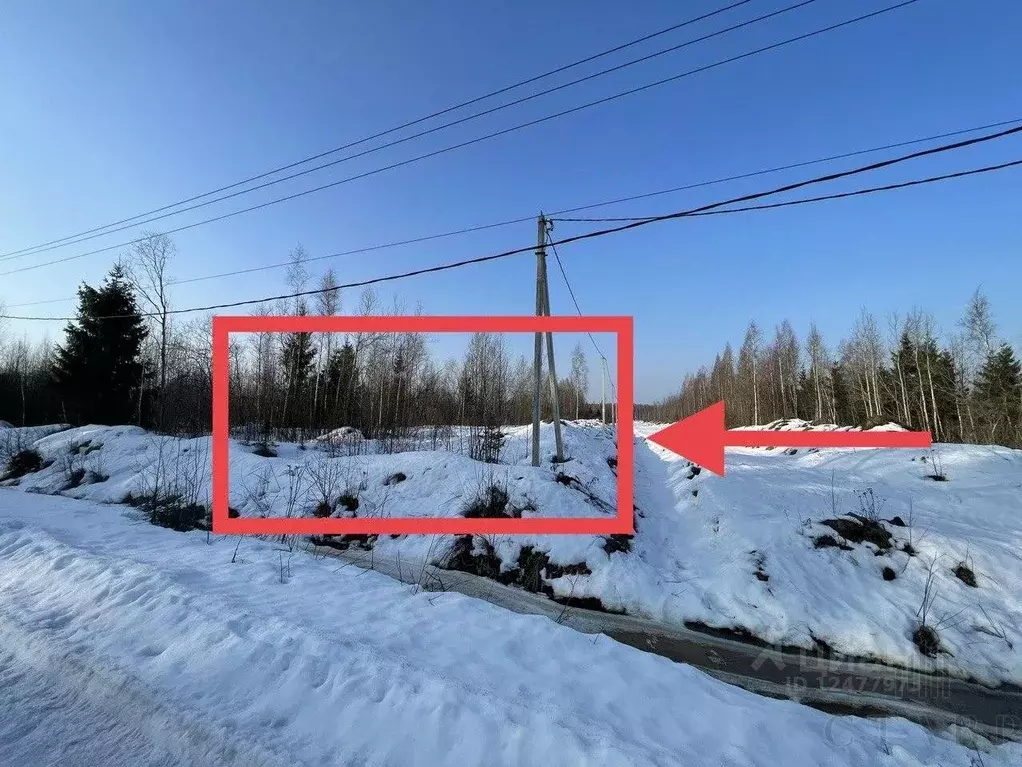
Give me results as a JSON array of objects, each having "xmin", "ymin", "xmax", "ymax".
[
  {"xmin": 975, "ymin": 343, "xmax": 1022, "ymax": 438},
  {"xmin": 830, "ymin": 362, "xmax": 853, "ymax": 425},
  {"xmin": 280, "ymin": 321, "xmax": 315, "ymax": 428},
  {"xmin": 52, "ymin": 265, "xmax": 149, "ymax": 425}
]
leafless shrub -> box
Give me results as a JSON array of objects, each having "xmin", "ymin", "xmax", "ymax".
[
  {"xmin": 972, "ymin": 605, "xmax": 1013, "ymax": 649},
  {"xmin": 57, "ymin": 443, "xmax": 86, "ymax": 491},
  {"xmin": 278, "ymin": 462, "xmax": 311, "ymax": 551},
  {"xmin": 86, "ymin": 444, "xmax": 109, "ymax": 483},
  {"xmin": 468, "ymin": 425, "xmax": 504, "ymax": 464},
  {"xmin": 916, "ymin": 555, "xmax": 940, "ymax": 627},
  {"xmin": 242, "ymin": 464, "xmax": 278, "ymax": 517},
  {"xmin": 855, "ymin": 487, "xmax": 886, "ymax": 522},
  {"xmin": 308, "ymin": 457, "xmax": 344, "ymax": 517},
  {"xmin": 913, "ymin": 555, "xmax": 944, "ymax": 657},
  {"xmin": 133, "ymin": 436, "xmax": 210, "ymax": 531},
  {"xmin": 926, "ymin": 447, "xmax": 948, "ymax": 481},
  {"xmin": 0, "ymin": 428, "xmax": 28, "ymax": 468},
  {"xmin": 278, "ymin": 549, "xmax": 294, "ymax": 583}
]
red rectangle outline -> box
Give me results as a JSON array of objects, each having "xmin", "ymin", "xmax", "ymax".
[{"xmin": 211, "ymin": 315, "xmax": 633, "ymax": 535}]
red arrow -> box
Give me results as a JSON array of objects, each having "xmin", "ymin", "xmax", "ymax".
[{"xmin": 646, "ymin": 401, "xmax": 932, "ymax": 476}]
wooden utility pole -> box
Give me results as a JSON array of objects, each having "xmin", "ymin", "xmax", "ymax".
[
  {"xmin": 531, "ymin": 213, "xmax": 564, "ymax": 466},
  {"xmin": 531, "ymin": 215, "xmax": 545, "ymax": 466}
]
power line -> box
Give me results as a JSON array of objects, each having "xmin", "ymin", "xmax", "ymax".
[
  {"xmin": 0, "ymin": 0, "xmax": 919, "ymax": 277},
  {"xmin": 537, "ymin": 123, "xmax": 1022, "ymax": 248},
  {"xmin": 555, "ymin": 158, "xmax": 1022, "ymax": 222},
  {"xmin": 547, "ymin": 230, "xmax": 618, "ymax": 401},
  {"xmin": 0, "ymin": 0, "xmax": 818, "ymax": 264},
  {"xmin": 547, "ymin": 231, "xmax": 610, "ymax": 360},
  {"xmin": 543, "ymin": 116, "xmax": 1022, "ymax": 215},
  {"xmin": 0, "ymin": 0, "xmax": 760, "ymax": 261},
  {"xmin": 6, "ymin": 114, "xmax": 1020, "ymax": 309},
  {"xmin": 4, "ymin": 129, "xmax": 1019, "ymax": 322}
]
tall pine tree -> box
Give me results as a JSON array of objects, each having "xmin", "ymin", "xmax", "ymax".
[{"xmin": 53, "ymin": 265, "xmax": 149, "ymax": 425}]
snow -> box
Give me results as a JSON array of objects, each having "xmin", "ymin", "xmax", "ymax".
[
  {"xmin": 4, "ymin": 418, "xmax": 1022, "ymax": 689},
  {"xmin": 631, "ymin": 420, "xmax": 1022, "ymax": 686},
  {"xmin": 2, "ymin": 489, "xmax": 1019, "ymax": 766}
]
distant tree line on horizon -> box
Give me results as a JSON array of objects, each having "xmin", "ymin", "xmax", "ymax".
[
  {"xmin": 636, "ymin": 290, "xmax": 1022, "ymax": 448},
  {"xmin": 0, "ymin": 234, "xmax": 599, "ymax": 442}
]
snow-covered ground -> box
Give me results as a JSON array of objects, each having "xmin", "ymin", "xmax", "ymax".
[
  {"xmin": 3, "ymin": 419, "xmax": 1022, "ymax": 689},
  {"xmin": 631, "ymin": 419, "xmax": 1022, "ymax": 687},
  {"xmin": 2, "ymin": 489, "xmax": 1019, "ymax": 766}
]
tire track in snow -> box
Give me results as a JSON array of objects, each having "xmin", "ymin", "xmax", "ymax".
[
  {"xmin": 0, "ymin": 610, "xmax": 288, "ymax": 766},
  {"xmin": 0, "ymin": 522, "xmax": 684, "ymax": 766}
]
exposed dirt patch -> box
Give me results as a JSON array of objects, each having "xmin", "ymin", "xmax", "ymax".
[
  {"xmin": 751, "ymin": 551, "xmax": 769, "ymax": 582},
  {"xmin": 913, "ymin": 625, "xmax": 942, "ymax": 657},
  {"xmin": 926, "ymin": 474, "xmax": 949, "ymax": 482},
  {"xmin": 552, "ymin": 595, "xmax": 624, "ymax": 614},
  {"xmin": 145, "ymin": 500, "xmax": 209, "ymax": 533},
  {"xmin": 603, "ymin": 534, "xmax": 633, "ymax": 554},
  {"xmin": 310, "ymin": 533, "xmax": 378, "ymax": 552},
  {"xmin": 882, "ymin": 566, "xmax": 897, "ymax": 581},
  {"xmin": 2, "ymin": 449, "xmax": 44, "ymax": 481},
  {"xmin": 463, "ymin": 484, "xmax": 515, "ymax": 519},
  {"xmin": 954, "ymin": 563, "xmax": 978, "ymax": 588},
  {"xmin": 252, "ymin": 443, "xmax": 277, "ymax": 458},
  {"xmin": 444, "ymin": 535, "xmax": 503, "ymax": 580},
  {"xmin": 889, "ymin": 516, "xmax": 906, "ymax": 527},
  {"xmin": 337, "ymin": 493, "xmax": 360, "ymax": 512},
  {"xmin": 545, "ymin": 560, "xmax": 592, "ymax": 578},
  {"xmin": 439, "ymin": 539, "xmax": 621, "ymax": 611},
  {"xmin": 61, "ymin": 468, "xmax": 87, "ymax": 492},
  {"xmin": 819, "ymin": 515, "xmax": 893, "ymax": 551},
  {"xmin": 814, "ymin": 534, "xmax": 853, "ymax": 551}
]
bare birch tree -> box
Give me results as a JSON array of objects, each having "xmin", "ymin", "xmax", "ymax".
[{"xmin": 126, "ymin": 231, "xmax": 174, "ymax": 430}]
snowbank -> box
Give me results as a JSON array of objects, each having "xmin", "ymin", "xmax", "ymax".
[
  {"xmin": 4, "ymin": 419, "xmax": 1022, "ymax": 687},
  {"xmin": 1, "ymin": 490, "xmax": 1018, "ymax": 766}
]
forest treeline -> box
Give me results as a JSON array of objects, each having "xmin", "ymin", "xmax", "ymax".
[
  {"xmin": 0, "ymin": 234, "xmax": 598, "ymax": 440},
  {"xmin": 3, "ymin": 232, "xmax": 1019, "ymax": 449},
  {"xmin": 636, "ymin": 292, "xmax": 1022, "ymax": 448}
]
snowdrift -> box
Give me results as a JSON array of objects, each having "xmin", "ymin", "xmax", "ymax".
[
  {"xmin": 3, "ymin": 418, "xmax": 1022, "ymax": 687},
  {"xmin": 4, "ymin": 491, "xmax": 1018, "ymax": 765}
]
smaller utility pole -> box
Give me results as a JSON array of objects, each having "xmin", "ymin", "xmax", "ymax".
[{"xmin": 601, "ymin": 360, "xmax": 606, "ymax": 424}]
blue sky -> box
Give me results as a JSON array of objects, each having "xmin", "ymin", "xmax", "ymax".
[{"xmin": 1, "ymin": 0, "xmax": 1020, "ymax": 401}]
